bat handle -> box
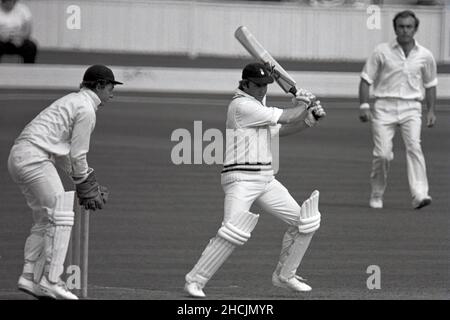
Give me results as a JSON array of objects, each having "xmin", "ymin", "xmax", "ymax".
[{"xmin": 289, "ymin": 87, "xmax": 297, "ymax": 96}]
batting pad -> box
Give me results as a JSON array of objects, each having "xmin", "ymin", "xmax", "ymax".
[
  {"xmin": 276, "ymin": 190, "xmax": 321, "ymax": 281},
  {"xmin": 46, "ymin": 192, "xmax": 75, "ymax": 283},
  {"xmin": 298, "ymin": 190, "xmax": 321, "ymax": 234},
  {"xmin": 186, "ymin": 211, "xmax": 259, "ymax": 287},
  {"xmin": 276, "ymin": 227, "xmax": 314, "ymax": 281},
  {"xmin": 218, "ymin": 211, "xmax": 259, "ymax": 245}
]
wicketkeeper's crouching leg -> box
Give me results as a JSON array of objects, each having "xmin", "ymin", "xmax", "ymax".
[
  {"xmin": 38, "ymin": 191, "xmax": 78, "ymax": 300},
  {"xmin": 185, "ymin": 211, "xmax": 260, "ymax": 298},
  {"xmin": 272, "ymin": 190, "xmax": 321, "ymax": 292}
]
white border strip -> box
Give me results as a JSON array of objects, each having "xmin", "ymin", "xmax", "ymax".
[{"xmin": 1, "ymin": 64, "xmax": 449, "ymax": 98}]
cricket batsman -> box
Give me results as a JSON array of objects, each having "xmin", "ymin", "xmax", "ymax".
[
  {"xmin": 184, "ymin": 62, "xmax": 326, "ymax": 298},
  {"xmin": 7, "ymin": 65, "xmax": 122, "ymax": 299}
]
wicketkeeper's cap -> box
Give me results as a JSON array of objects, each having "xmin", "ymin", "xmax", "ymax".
[
  {"xmin": 242, "ymin": 62, "xmax": 274, "ymax": 85},
  {"xmin": 83, "ymin": 65, "xmax": 123, "ymax": 85}
]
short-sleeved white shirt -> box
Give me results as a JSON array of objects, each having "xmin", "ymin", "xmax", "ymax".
[
  {"xmin": 361, "ymin": 40, "xmax": 438, "ymax": 101},
  {"xmin": 0, "ymin": 2, "xmax": 32, "ymax": 41},
  {"xmin": 221, "ymin": 89, "xmax": 283, "ymax": 182}
]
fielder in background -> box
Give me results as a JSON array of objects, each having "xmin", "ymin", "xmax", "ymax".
[
  {"xmin": 8, "ymin": 65, "xmax": 121, "ymax": 299},
  {"xmin": 0, "ymin": 0, "xmax": 37, "ymax": 63},
  {"xmin": 185, "ymin": 62, "xmax": 326, "ymax": 298},
  {"xmin": 359, "ymin": 10, "xmax": 437, "ymax": 210}
]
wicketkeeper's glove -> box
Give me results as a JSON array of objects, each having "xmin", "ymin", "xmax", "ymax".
[{"xmin": 75, "ymin": 169, "xmax": 109, "ymax": 211}]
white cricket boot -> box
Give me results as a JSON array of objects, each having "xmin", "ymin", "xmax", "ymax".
[
  {"xmin": 184, "ymin": 282, "xmax": 206, "ymax": 298},
  {"xmin": 39, "ymin": 276, "xmax": 78, "ymax": 300},
  {"xmin": 369, "ymin": 196, "xmax": 383, "ymax": 209},
  {"xmin": 412, "ymin": 196, "xmax": 432, "ymax": 209},
  {"xmin": 272, "ymin": 272, "xmax": 312, "ymax": 292},
  {"xmin": 18, "ymin": 275, "xmax": 47, "ymax": 299}
]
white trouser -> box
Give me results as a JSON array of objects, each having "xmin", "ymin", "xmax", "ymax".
[
  {"xmin": 225, "ymin": 177, "xmax": 315, "ymax": 281},
  {"xmin": 223, "ymin": 177, "xmax": 300, "ymax": 225},
  {"xmin": 370, "ymin": 99, "xmax": 429, "ymax": 200},
  {"xmin": 186, "ymin": 175, "xmax": 306, "ymax": 287},
  {"xmin": 7, "ymin": 141, "xmax": 65, "ymax": 279}
]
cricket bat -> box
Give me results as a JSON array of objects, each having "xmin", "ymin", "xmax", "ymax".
[{"xmin": 234, "ymin": 26, "xmax": 298, "ymax": 96}]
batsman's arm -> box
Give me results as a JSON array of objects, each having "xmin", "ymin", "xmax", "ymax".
[
  {"xmin": 359, "ymin": 79, "xmax": 371, "ymax": 122},
  {"xmin": 279, "ymin": 120, "xmax": 310, "ymax": 137},
  {"xmin": 279, "ymin": 101, "xmax": 326, "ymax": 136},
  {"xmin": 278, "ymin": 102, "xmax": 309, "ymax": 125}
]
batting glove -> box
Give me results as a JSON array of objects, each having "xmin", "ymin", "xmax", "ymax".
[
  {"xmin": 292, "ymin": 88, "xmax": 316, "ymax": 106},
  {"xmin": 310, "ymin": 100, "xmax": 326, "ymax": 119}
]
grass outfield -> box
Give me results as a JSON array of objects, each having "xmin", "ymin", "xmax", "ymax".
[{"xmin": 0, "ymin": 91, "xmax": 448, "ymax": 300}]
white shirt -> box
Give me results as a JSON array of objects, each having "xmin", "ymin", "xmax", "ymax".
[
  {"xmin": 0, "ymin": 2, "xmax": 32, "ymax": 42},
  {"xmin": 16, "ymin": 89, "xmax": 101, "ymax": 180},
  {"xmin": 361, "ymin": 40, "xmax": 438, "ymax": 101},
  {"xmin": 221, "ymin": 89, "xmax": 283, "ymax": 182}
]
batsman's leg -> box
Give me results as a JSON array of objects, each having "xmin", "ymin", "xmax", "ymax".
[
  {"xmin": 256, "ymin": 182, "xmax": 320, "ymax": 292},
  {"xmin": 185, "ymin": 180, "xmax": 264, "ymax": 297},
  {"xmin": 273, "ymin": 191, "xmax": 321, "ymax": 292},
  {"xmin": 185, "ymin": 211, "xmax": 259, "ymax": 298}
]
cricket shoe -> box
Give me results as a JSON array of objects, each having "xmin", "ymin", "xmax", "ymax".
[
  {"xmin": 39, "ymin": 276, "xmax": 78, "ymax": 300},
  {"xmin": 412, "ymin": 196, "xmax": 432, "ymax": 210},
  {"xmin": 184, "ymin": 282, "xmax": 206, "ymax": 298},
  {"xmin": 18, "ymin": 275, "xmax": 48, "ymax": 299},
  {"xmin": 369, "ymin": 196, "xmax": 383, "ymax": 209},
  {"xmin": 272, "ymin": 272, "xmax": 312, "ymax": 292}
]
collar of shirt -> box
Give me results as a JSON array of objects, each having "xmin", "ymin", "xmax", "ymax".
[
  {"xmin": 80, "ymin": 88, "xmax": 101, "ymax": 112},
  {"xmin": 390, "ymin": 39, "xmax": 420, "ymax": 54},
  {"xmin": 234, "ymin": 88, "xmax": 266, "ymax": 106}
]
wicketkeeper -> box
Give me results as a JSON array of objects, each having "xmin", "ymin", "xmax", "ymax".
[
  {"xmin": 7, "ymin": 65, "xmax": 122, "ymax": 299},
  {"xmin": 184, "ymin": 62, "xmax": 326, "ymax": 298}
]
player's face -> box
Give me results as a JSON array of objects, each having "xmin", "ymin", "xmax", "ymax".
[
  {"xmin": 97, "ymin": 83, "xmax": 115, "ymax": 105},
  {"xmin": 395, "ymin": 16, "xmax": 417, "ymax": 44},
  {"xmin": 245, "ymin": 81, "xmax": 268, "ymax": 102}
]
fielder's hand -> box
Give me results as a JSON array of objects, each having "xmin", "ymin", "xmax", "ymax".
[
  {"xmin": 426, "ymin": 111, "xmax": 436, "ymax": 127},
  {"xmin": 359, "ymin": 109, "xmax": 371, "ymax": 122},
  {"xmin": 359, "ymin": 103, "xmax": 371, "ymax": 122},
  {"xmin": 75, "ymin": 170, "xmax": 108, "ymax": 211}
]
